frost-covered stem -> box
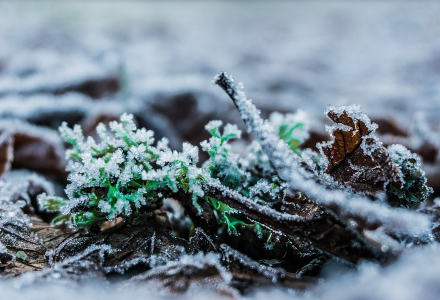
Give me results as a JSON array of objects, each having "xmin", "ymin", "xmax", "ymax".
[
  {"xmin": 220, "ymin": 244, "xmax": 315, "ymax": 288},
  {"xmin": 214, "ymin": 72, "xmax": 431, "ymax": 236},
  {"xmin": 203, "ymin": 182, "xmax": 382, "ymax": 263},
  {"xmin": 203, "ymin": 182, "xmax": 303, "ymax": 230}
]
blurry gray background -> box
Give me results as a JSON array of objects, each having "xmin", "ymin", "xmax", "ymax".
[{"xmin": 0, "ymin": 2, "xmax": 439, "ymax": 140}]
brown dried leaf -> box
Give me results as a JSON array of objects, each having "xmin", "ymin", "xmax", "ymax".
[
  {"xmin": 52, "ymin": 76, "xmax": 120, "ymax": 99},
  {"xmin": 0, "ymin": 120, "xmax": 66, "ymax": 179},
  {"xmin": 281, "ymin": 192, "xmax": 323, "ymax": 219},
  {"xmin": 0, "ymin": 216, "xmax": 48, "ymax": 278},
  {"xmin": 18, "ymin": 244, "xmax": 107, "ymax": 286},
  {"xmin": 3, "ymin": 170, "xmax": 55, "ymax": 216},
  {"xmin": 319, "ymin": 107, "xmax": 402, "ymax": 196}
]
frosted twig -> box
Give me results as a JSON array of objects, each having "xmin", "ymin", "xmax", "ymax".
[{"xmin": 203, "ymin": 181, "xmax": 382, "ymax": 263}]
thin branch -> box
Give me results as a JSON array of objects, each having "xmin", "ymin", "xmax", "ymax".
[{"xmin": 203, "ymin": 182, "xmax": 382, "ymax": 263}]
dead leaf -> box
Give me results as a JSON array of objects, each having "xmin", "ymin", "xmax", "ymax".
[
  {"xmin": 51, "ymin": 218, "xmax": 197, "ymax": 275},
  {"xmin": 0, "ymin": 120, "xmax": 67, "ymax": 179},
  {"xmin": 3, "ymin": 170, "xmax": 55, "ymax": 216},
  {"xmin": 203, "ymin": 183, "xmax": 384, "ymax": 264},
  {"xmin": 319, "ymin": 107, "xmax": 403, "ymax": 196},
  {"xmin": 0, "ymin": 216, "xmax": 48, "ymax": 278},
  {"xmin": 220, "ymin": 244, "xmax": 315, "ymax": 291}
]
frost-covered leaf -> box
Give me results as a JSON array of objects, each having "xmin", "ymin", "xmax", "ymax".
[
  {"xmin": 16, "ymin": 245, "xmax": 108, "ymax": 287},
  {"xmin": 51, "ymin": 219, "xmax": 197, "ymax": 275},
  {"xmin": 0, "ymin": 51, "xmax": 120, "ymax": 99},
  {"xmin": 0, "ymin": 241, "xmax": 14, "ymax": 264},
  {"xmin": 318, "ymin": 105, "xmax": 404, "ymax": 196},
  {"xmin": 0, "ymin": 203, "xmax": 48, "ymax": 277},
  {"xmin": 203, "ymin": 182, "xmax": 383, "ymax": 263},
  {"xmin": 220, "ymin": 244, "xmax": 314, "ymax": 290},
  {"xmin": 3, "ymin": 170, "xmax": 55, "ymax": 216}
]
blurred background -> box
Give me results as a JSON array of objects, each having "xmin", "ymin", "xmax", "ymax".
[{"xmin": 0, "ymin": 1, "xmax": 440, "ymax": 191}]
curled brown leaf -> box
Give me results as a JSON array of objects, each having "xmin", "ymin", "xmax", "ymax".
[{"xmin": 319, "ymin": 107, "xmax": 403, "ymax": 196}]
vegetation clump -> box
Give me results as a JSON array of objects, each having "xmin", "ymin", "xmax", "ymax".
[{"xmin": 2, "ymin": 72, "xmax": 435, "ymax": 295}]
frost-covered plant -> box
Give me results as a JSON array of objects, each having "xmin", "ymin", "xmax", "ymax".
[
  {"xmin": 37, "ymin": 72, "xmax": 433, "ymax": 268},
  {"xmin": 200, "ymin": 116, "xmax": 306, "ymax": 233},
  {"xmin": 200, "ymin": 112, "xmax": 307, "ymax": 208},
  {"xmin": 201, "ymin": 120, "xmax": 246, "ymax": 190},
  {"xmin": 39, "ymin": 113, "xmax": 206, "ymax": 228},
  {"xmin": 386, "ymin": 144, "xmax": 433, "ymax": 208},
  {"xmin": 38, "ymin": 107, "xmax": 309, "ymax": 239}
]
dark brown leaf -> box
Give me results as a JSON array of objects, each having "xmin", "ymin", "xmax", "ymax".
[
  {"xmin": 0, "ymin": 216, "xmax": 48, "ymax": 278},
  {"xmin": 19, "ymin": 244, "xmax": 108, "ymax": 286},
  {"xmin": 3, "ymin": 170, "xmax": 56, "ymax": 216},
  {"xmin": 0, "ymin": 120, "xmax": 67, "ymax": 179},
  {"xmin": 51, "ymin": 218, "xmax": 198, "ymax": 275},
  {"xmin": 13, "ymin": 131, "xmax": 66, "ymax": 178},
  {"xmin": 220, "ymin": 244, "xmax": 315, "ymax": 291},
  {"xmin": 319, "ymin": 108, "xmax": 403, "ymax": 196}
]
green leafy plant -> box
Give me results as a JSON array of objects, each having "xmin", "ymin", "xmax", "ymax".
[
  {"xmin": 38, "ymin": 109, "xmax": 309, "ymax": 239},
  {"xmin": 39, "ymin": 113, "xmax": 206, "ymax": 229}
]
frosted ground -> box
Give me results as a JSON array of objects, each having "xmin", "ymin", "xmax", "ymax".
[{"xmin": 1, "ymin": 2, "xmax": 440, "ymax": 299}]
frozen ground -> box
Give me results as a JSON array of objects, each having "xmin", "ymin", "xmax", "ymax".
[
  {"xmin": 1, "ymin": 2, "xmax": 440, "ymax": 299},
  {"xmin": 2, "ymin": 244, "xmax": 440, "ymax": 300}
]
